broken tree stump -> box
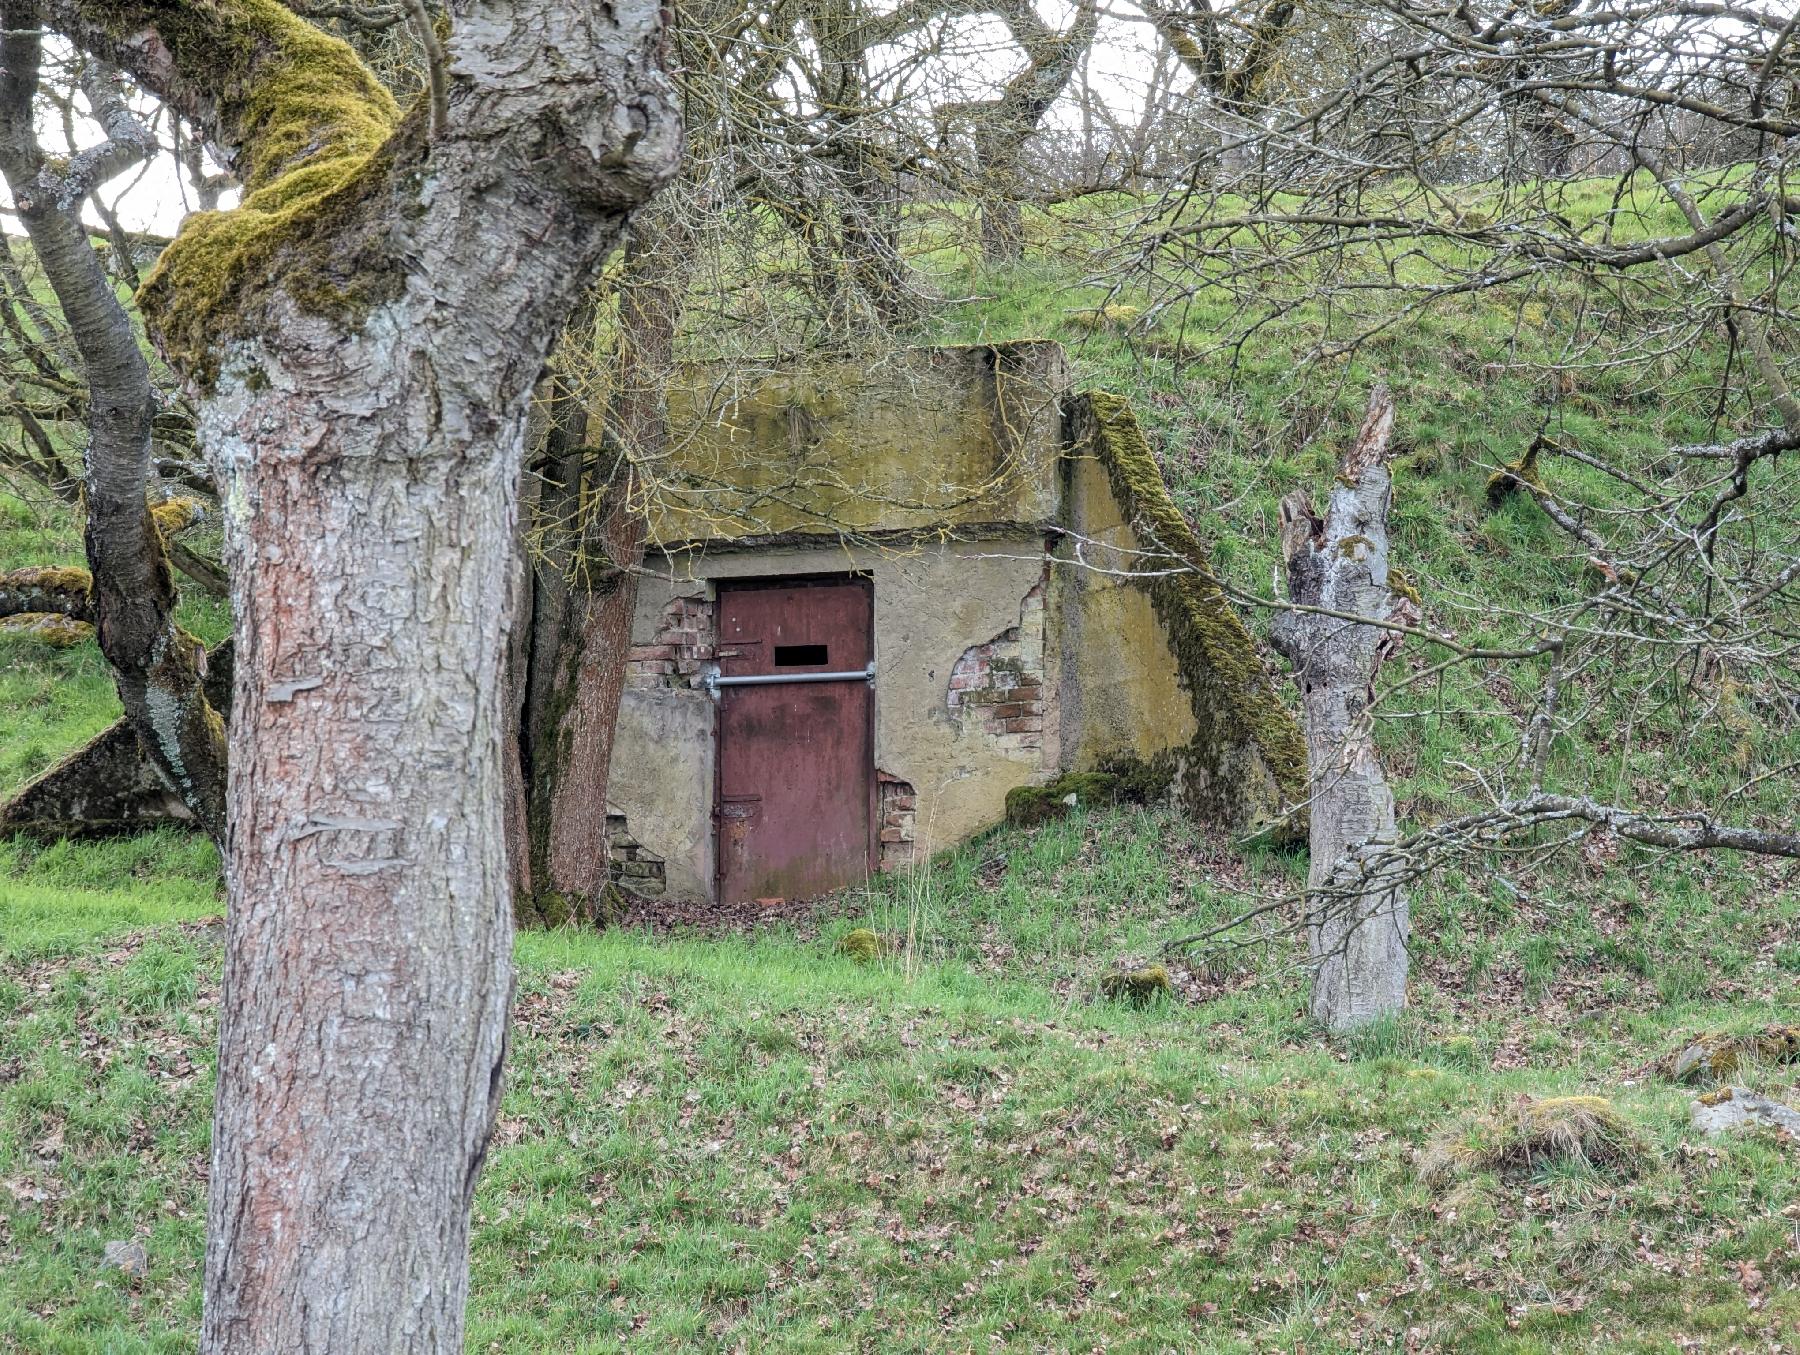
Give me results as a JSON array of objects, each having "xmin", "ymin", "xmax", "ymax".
[{"xmin": 1269, "ymin": 387, "xmax": 1417, "ymax": 1032}]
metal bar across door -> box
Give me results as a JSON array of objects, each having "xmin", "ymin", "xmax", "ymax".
[
  {"xmin": 704, "ymin": 662, "xmax": 874, "ymax": 694},
  {"xmin": 714, "ymin": 576, "xmax": 876, "ymax": 903}
]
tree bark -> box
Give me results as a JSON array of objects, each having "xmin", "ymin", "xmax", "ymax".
[
  {"xmin": 520, "ymin": 220, "xmax": 684, "ymax": 923},
  {"xmin": 0, "ymin": 13, "xmax": 227, "ymax": 843},
  {"xmin": 38, "ymin": 2, "xmax": 679, "ymax": 1350},
  {"xmin": 1269, "ymin": 386, "xmax": 1414, "ymax": 1032}
]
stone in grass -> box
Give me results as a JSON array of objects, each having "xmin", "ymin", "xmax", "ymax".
[
  {"xmin": 1670, "ymin": 1026, "xmax": 1800, "ymax": 1085},
  {"xmin": 102, "ymin": 1239, "xmax": 149, "ymax": 1278},
  {"xmin": 1689, "ymin": 1086, "xmax": 1800, "ymax": 1140},
  {"xmin": 1100, "ymin": 963, "xmax": 1171, "ymax": 1007},
  {"xmin": 835, "ymin": 928, "xmax": 892, "ymax": 964},
  {"xmin": 1420, "ymin": 1095, "xmax": 1647, "ymax": 1184}
]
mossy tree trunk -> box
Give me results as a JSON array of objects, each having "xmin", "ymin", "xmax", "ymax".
[
  {"xmin": 0, "ymin": 16, "xmax": 227, "ymax": 842},
  {"xmin": 1269, "ymin": 386, "xmax": 1415, "ymax": 1032},
  {"xmin": 35, "ymin": 2, "xmax": 679, "ymax": 1352},
  {"xmin": 518, "ymin": 218, "xmax": 686, "ymax": 925}
]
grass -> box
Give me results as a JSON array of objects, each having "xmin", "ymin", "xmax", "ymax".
[
  {"xmin": 3, "ymin": 181, "xmax": 1798, "ymax": 1349},
  {"xmin": 3, "ymin": 811, "xmax": 1798, "ymax": 1352}
]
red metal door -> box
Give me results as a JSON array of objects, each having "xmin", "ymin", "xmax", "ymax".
[{"xmin": 716, "ymin": 577, "xmax": 874, "ymax": 902}]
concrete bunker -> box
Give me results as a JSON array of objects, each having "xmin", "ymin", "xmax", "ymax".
[
  {"xmin": 610, "ymin": 342, "xmax": 1305, "ymax": 902},
  {"xmin": 0, "ymin": 343, "xmax": 1306, "ymax": 904}
]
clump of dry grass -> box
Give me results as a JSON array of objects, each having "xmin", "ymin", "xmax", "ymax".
[{"xmin": 1420, "ymin": 1095, "xmax": 1649, "ymax": 1184}]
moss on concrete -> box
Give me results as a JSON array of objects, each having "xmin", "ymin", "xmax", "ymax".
[
  {"xmin": 1066, "ymin": 392, "xmax": 1307, "ymax": 831},
  {"xmin": 1005, "ymin": 756, "xmax": 1176, "ymax": 828},
  {"xmin": 1005, "ymin": 771, "xmax": 1122, "ymax": 827},
  {"xmin": 650, "ymin": 343, "xmax": 1068, "ymax": 544}
]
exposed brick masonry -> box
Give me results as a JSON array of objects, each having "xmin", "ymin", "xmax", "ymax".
[
  {"xmin": 877, "ymin": 771, "xmax": 917, "ymax": 871},
  {"xmin": 607, "ymin": 812, "xmax": 666, "ymax": 895},
  {"xmin": 627, "ymin": 594, "xmax": 715, "ymax": 689},
  {"xmin": 946, "ymin": 574, "xmax": 1047, "ymax": 758}
]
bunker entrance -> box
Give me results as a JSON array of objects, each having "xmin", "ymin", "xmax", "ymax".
[{"xmin": 713, "ymin": 576, "xmax": 875, "ymax": 902}]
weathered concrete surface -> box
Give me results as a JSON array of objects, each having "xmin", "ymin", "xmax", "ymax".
[
  {"xmin": 1062, "ymin": 394, "xmax": 1306, "ymax": 833},
  {"xmin": 609, "ymin": 358, "xmax": 1306, "ymax": 898},
  {"xmin": 648, "ymin": 342, "xmax": 1069, "ymax": 544},
  {"xmin": 1054, "ymin": 451, "xmax": 1201, "ymax": 771},
  {"xmin": 609, "ymin": 685, "xmax": 716, "ymax": 900}
]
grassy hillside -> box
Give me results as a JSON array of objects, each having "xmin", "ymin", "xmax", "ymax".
[
  {"xmin": 4, "ymin": 821, "xmax": 1798, "ymax": 1351},
  {"xmin": 3, "ymin": 199, "xmax": 1798, "ymax": 1350}
]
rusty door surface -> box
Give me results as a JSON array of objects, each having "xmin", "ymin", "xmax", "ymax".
[{"xmin": 715, "ymin": 577, "xmax": 875, "ymax": 903}]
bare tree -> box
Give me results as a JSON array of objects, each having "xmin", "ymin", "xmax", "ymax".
[
  {"xmin": 0, "ymin": 33, "xmax": 227, "ymax": 839},
  {"xmin": 1130, "ymin": 0, "xmax": 1300, "ymax": 114},
  {"xmin": 934, "ymin": 0, "xmax": 1098, "ymax": 262},
  {"xmin": 29, "ymin": 3, "xmax": 678, "ymax": 1352},
  {"xmin": 1134, "ymin": 1, "xmax": 1798, "ymax": 973}
]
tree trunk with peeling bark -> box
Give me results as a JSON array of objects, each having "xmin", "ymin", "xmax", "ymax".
[
  {"xmin": 0, "ymin": 14, "xmax": 227, "ymax": 842},
  {"xmin": 1270, "ymin": 386, "xmax": 1415, "ymax": 1032},
  {"xmin": 35, "ymin": 1, "xmax": 678, "ymax": 1350}
]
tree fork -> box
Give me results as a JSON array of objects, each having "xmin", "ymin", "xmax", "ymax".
[{"xmin": 0, "ymin": 8, "xmax": 227, "ymax": 843}]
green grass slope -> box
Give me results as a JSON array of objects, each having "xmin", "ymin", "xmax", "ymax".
[
  {"xmin": 3, "ymin": 199, "xmax": 1797, "ymax": 1350},
  {"xmin": 3, "ymin": 835, "xmax": 1798, "ymax": 1352}
]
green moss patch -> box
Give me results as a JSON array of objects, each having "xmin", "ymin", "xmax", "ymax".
[
  {"xmin": 1671, "ymin": 1026, "xmax": 1800, "ymax": 1085},
  {"xmin": 1004, "ymin": 757, "xmax": 1174, "ymax": 828},
  {"xmin": 1, "ymin": 565, "xmax": 92, "ymax": 595},
  {"xmin": 1484, "ymin": 439, "xmax": 1545, "ymax": 507},
  {"xmin": 1098, "ymin": 962, "xmax": 1171, "ymax": 1006},
  {"xmin": 835, "ymin": 927, "xmax": 893, "ymax": 963},
  {"xmin": 1065, "ymin": 393, "xmax": 1307, "ymax": 831},
  {"xmin": 1005, "ymin": 771, "xmax": 1122, "ymax": 827},
  {"xmin": 121, "ymin": 0, "xmax": 407, "ymax": 386},
  {"xmin": 0, "ymin": 613, "xmax": 94, "ymax": 648}
]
